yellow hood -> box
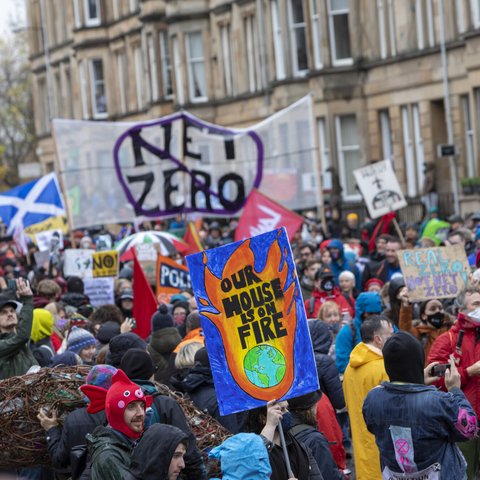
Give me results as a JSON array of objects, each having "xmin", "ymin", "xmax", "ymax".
[
  {"xmin": 31, "ymin": 308, "xmax": 54, "ymax": 343},
  {"xmin": 349, "ymin": 342, "xmax": 383, "ymax": 368}
]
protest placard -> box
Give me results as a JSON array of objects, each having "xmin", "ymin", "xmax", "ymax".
[
  {"xmin": 398, "ymin": 245, "xmax": 470, "ymax": 302},
  {"xmin": 84, "ymin": 277, "xmax": 115, "ymax": 307},
  {"xmin": 156, "ymin": 255, "xmax": 191, "ymax": 300},
  {"xmin": 34, "ymin": 229, "xmax": 64, "ymax": 252},
  {"xmin": 63, "ymin": 249, "xmax": 94, "ymax": 278},
  {"xmin": 353, "ymin": 160, "xmax": 407, "ymax": 219},
  {"xmin": 92, "ymin": 250, "xmax": 119, "ymax": 278},
  {"xmin": 186, "ymin": 227, "xmax": 319, "ymax": 415}
]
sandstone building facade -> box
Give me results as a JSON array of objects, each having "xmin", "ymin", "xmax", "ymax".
[{"xmin": 25, "ymin": 0, "xmax": 480, "ymax": 215}]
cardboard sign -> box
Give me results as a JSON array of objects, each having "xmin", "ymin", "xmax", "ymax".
[
  {"xmin": 34, "ymin": 229, "xmax": 64, "ymax": 252},
  {"xmin": 34, "ymin": 250, "xmax": 50, "ymax": 270},
  {"xmin": 398, "ymin": 245, "xmax": 470, "ymax": 301},
  {"xmin": 84, "ymin": 277, "xmax": 115, "ymax": 307},
  {"xmin": 63, "ymin": 249, "xmax": 94, "ymax": 278},
  {"xmin": 156, "ymin": 255, "xmax": 191, "ymax": 299},
  {"xmin": 353, "ymin": 160, "xmax": 407, "ymax": 219},
  {"xmin": 92, "ymin": 250, "xmax": 119, "ymax": 278},
  {"xmin": 186, "ymin": 227, "xmax": 319, "ymax": 415}
]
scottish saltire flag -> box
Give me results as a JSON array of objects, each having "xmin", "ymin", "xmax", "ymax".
[{"xmin": 0, "ymin": 173, "xmax": 66, "ymax": 233}]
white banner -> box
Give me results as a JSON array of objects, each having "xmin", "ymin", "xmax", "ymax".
[
  {"xmin": 53, "ymin": 96, "xmax": 319, "ymax": 229},
  {"xmin": 353, "ymin": 160, "xmax": 407, "ymax": 219}
]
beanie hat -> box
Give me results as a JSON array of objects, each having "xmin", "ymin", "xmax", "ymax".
[
  {"xmin": 364, "ymin": 278, "xmax": 384, "ymax": 291},
  {"xmin": 108, "ymin": 333, "xmax": 147, "ymax": 368},
  {"xmin": 195, "ymin": 347, "xmax": 210, "ymax": 368},
  {"xmin": 120, "ymin": 348, "xmax": 155, "ymax": 381},
  {"xmin": 170, "ymin": 293, "xmax": 188, "ymax": 304},
  {"xmin": 81, "ymin": 369, "xmax": 152, "ymax": 439},
  {"xmin": 67, "ymin": 327, "xmax": 96, "ymax": 354},
  {"xmin": 69, "ymin": 312, "xmax": 89, "ymax": 328},
  {"xmin": 49, "ymin": 351, "xmax": 81, "ymax": 367},
  {"xmin": 152, "ymin": 304, "xmax": 174, "ymax": 332},
  {"xmin": 383, "ymin": 331, "xmax": 425, "ymax": 384},
  {"xmin": 287, "ymin": 390, "xmax": 323, "ymax": 410},
  {"xmin": 86, "ymin": 364, "xmax": 118, "ymax": 390},
  {"xmin": 31, "ymin": 308, "xmax": 55, "ymax": 343},
  {"xmin": 96, "ymin": 321, "xmax": 121, "ymax": 345}
]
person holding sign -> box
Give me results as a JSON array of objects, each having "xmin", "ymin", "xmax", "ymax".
[
  {"xmin": 428, "ymin": 287, "xmax": 480, "ymax": 479},
  {"xmin": 399, "ymin": 298, "xmax": 453, "ymax": 360},
  {"xmin": 245, "ymin": 400, "xmax": 322, "ymax": 480}
]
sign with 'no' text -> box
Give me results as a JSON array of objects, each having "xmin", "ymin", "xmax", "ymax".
[
  {"xmin": 398, "ymin": 245, "xmax": 470, "ymax": 302},
  {"xmin": 186, "ymin": 227, "xmax": 318, "ymax": 415}
]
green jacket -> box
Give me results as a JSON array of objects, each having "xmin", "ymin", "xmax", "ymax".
[
  {"xmin": 0, "ymin": 296, "xmax": 37, "ymax": 380},
  {"xmin": 87, "ymin": 426, "xmax": 134, "ymax": 480}
]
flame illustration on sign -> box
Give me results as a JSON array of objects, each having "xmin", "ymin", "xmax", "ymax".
[{"xmin": 198, "ymin": 231, "xmax": 297, "ymax": 401}]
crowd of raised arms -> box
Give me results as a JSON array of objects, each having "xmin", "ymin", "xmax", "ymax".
[{"xmin": 2, "ymin": 206, "xmax": 480, "ymax": 480}]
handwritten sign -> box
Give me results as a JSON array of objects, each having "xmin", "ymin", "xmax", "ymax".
[
  {"xmin": 353, "ymin": 160, "xmax": 407, "ymax": 219},
  {"xmin": 398, "ymin": 245, "xmax": 470, "ymax": 301},
  {"xmin": 34, "ymin": 229, "xmax": 64, "ymax": 252},
  {"xmin": 84, "ymin": 277, "xmax": 115, "ymax": 307},
  {"xmin": 186, "ymin": 227, "xmax": 318, "ymax": 415}
]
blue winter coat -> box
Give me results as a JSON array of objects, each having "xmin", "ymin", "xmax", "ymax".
[
  {"xmin": 308, "ymin": 320, "xmax": 345, "ymax": 410},
  {"xmin": 363, "ymin": 382, "xmax": 477, "ymax": 480},
  {"xmin": 335, "ymin": 292, "xmax": 383, "ymax": 374},
  {"xmin": 327, "ymin": 239, "xmax": 361, "ymax": 290}
]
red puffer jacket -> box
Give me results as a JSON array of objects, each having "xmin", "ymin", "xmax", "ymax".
[{"xmin": 428, "ymin": 313, "xmax": 480, "ymax": 416}]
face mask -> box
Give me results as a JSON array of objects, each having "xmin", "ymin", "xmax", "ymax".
[
  {"xmin": 426, "ymin": 311, "xmax": 444, "ymax": 329},
  {"xmin": 321, "ymin": 279, "xmax": 334, "ymax": 292},
  {"xmin": 55, "ymin": 317, "xmax": 68, "ymax": 330},
  {"xmin": 467, "ymin": 307, "xmax": 480, "ymax": 324},
  {"xmin": 327, "ymin": 323, "xmax": 340, "ymax": 334}
]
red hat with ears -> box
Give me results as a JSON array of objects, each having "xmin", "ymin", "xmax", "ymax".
[{"xmin": 80, "ymin": 369, "xmax": 152, "ymax": 439}]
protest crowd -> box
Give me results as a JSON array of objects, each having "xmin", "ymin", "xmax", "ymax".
[{"xmin": 2, "ymin": 202, "xmax": 480, "ymax": 480}]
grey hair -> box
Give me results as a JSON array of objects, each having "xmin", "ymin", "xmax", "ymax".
[{"xmin": 456, "ymin": 286, "xmax": 480, "ymax": 310}]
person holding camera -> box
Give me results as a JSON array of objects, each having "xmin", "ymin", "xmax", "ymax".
[
  {"xmin": 0, "ymin": 278, "xmax": 37, "ymax": 380},
  {"xmin": 364, "ymin": 331, "xmax": 477, "ymax": 480},
  {"xmin": 428, "ymin": 286, "xmax": 480, "ymax": 479}
]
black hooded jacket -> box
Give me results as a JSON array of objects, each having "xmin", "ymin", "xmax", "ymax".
[
  {"xmin": 180, "ymin": 365, "xmax": 246, "ymax": 434},
  {"xmin": 126, "ymin": 424, "xmax": 189, "ymax": 480},
  {"xmin": 308, "ymin": 320, "xmax": 345, "ymax": 410}
]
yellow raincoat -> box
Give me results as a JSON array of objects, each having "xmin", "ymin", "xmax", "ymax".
[{"xmin": 343, "ymin": 342, "xmax": 389, "ymax": 480}]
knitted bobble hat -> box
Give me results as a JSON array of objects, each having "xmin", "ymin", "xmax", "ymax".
[
  {"xmin": 67, "ymin": 327, "xmax": 96, "ymax": 354},
  {"xmin": 80, "ymin": 369, "xmax": 152, "ymax": 439},
  {"xmin": 151, "ymin": 304, "xmax": 174, "ymax": 331}
]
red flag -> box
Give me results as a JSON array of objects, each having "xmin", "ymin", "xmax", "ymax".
[
  {"xmin": 133, "ymin": 253, "xmax": 158, "ymax": 339},
  {"xmin": 368, "ymin": 212, "xmax": 396, "ymax": 253},
  {"xmin": 234, "ymin": 189, "xmax": 304, "ymax": 242},
  {"xmin": 183, "ymin": 221, "xmax": 204, "ymax": 255}
]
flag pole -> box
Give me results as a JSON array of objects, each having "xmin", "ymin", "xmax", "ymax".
[
  {"xmin": 277, "ymin": 421, "xmax": 294, "ymax": 478},
  {"xmin": 51, "ymin": 123, "xmax": 76, "ymax": 248},
  {"xmin": 308, "ymin": 92, "xmax": 329, "ymax": 237}
]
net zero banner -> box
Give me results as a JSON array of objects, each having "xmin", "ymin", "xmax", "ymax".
[
  {"xmin": 186, "ymin": 227, "xmax": 318, "ymax": 415},
  {"xmin": 53, "ymin": 96, "xmax": 319, "ymax": 229},
  {"xmin": 398, "ymin": 245, "xmax": 470, "ymax": 302}
]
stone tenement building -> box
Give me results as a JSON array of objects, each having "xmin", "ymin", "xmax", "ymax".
[{"xmin": 25, "ymin": 0, "xmax": 480, "ymax": 215}]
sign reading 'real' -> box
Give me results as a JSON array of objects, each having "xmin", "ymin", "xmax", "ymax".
[
  {"xmin": 398, "ymin": 245, "xmax": 470, "ymax": 302},
  {"xmin": 353, "ymin": 160, "xmax": 407, "ymax": 219},
  {"xmin": 186, "ymin": 227, "xmax": 318, "ymax": 415}
]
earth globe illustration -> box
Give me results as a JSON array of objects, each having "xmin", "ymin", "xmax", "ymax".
[{"xmin": 244, "ymin": 344, "xmax": 286, "ymax": 388}]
